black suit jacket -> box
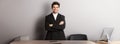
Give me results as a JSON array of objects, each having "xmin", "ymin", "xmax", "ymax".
[
  {"xmin": 45, "ymin": 13, "xmax": 65, "ymax": 31},
  {"xmin": 45, "ymin": 13, "xmax": 66, "ymax": 40}
]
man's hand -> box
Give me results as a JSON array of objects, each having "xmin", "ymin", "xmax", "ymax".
[
  {"xmin": 49, "ymin": 24, "xmax": 53, "ymax": 27},
  {"xmin": 59, "ymin": 21, "xmax": 64, "ymax": 25}
]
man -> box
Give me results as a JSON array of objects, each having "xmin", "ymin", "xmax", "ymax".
[{"xmin": 45, "ymin": 1, "xmax": 66, "ymax": 40}]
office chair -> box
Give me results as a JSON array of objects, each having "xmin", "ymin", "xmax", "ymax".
[{"xmin": 67, "ymin": 34, "xmax": 88, "ymax": 40}]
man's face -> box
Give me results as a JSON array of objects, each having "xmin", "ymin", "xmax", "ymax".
[{"xmin": 52, "ymin": 5, "xmax": 59, "ymax": 13}]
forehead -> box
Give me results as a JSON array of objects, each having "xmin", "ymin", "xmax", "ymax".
[{"xmin": 53, "ymin": 5, "xmax": 59, "ymax": 7}]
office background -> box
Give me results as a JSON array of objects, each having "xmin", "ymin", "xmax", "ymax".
[{"xmin": 0, "ymin": 0, "xmax": 120, "ymax": 44}]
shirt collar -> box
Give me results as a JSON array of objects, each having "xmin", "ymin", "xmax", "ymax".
[{"xmin": 53, "ymin": 13, "xmax": 58, "ymax": 15}]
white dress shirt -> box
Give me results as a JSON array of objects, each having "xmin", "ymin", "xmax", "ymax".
[{"xmin": 53, "ymin": 13, "xmax": 58, "ymax": 20}]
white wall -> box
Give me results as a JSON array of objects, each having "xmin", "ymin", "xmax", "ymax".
[
  {"xmin": 59, "ymin": 0, "xmax": 120, "ymax": 40},
  {"xmin": 59, "ymin": 0, "xmax": 120, "ymax": 41},
  {"xmin": 0, "ymin": 0, "xmax": 52, "ymax": 44},
  {"xmin": 111, "ymin": 26, "xmax": 120, "ymax": 41},
  {"xmin": 0, "ymin": 0, "xmax": 120, "ymax": 44}
]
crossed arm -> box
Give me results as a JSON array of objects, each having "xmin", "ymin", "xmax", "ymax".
[{"xmin": 45, "ymin": 16, "xmax": 65, "ymax": 31}]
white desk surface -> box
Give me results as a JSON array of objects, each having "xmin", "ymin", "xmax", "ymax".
[
  {"xmin": 10, "ymin": 40, "xmax": 96, "ymax": 44},
  {"xmin": 110, "ymin": 41, "xmax": 120, "ymax": 44},
  {"xmin": 96, "ymin": 41, "xmax": 120, "ymax": 44}
]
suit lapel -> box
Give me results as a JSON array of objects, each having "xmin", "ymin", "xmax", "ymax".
[
  {"xmin": 50, "ymin": 13, "xmax": 55, "ymax": 22},
  {"xmin": 50, "ymin": 13, "xmax": 60, "ymax": 22},
  {"xmin": 56, "ymin": 13, "xmax": 60, "ymax": 21}
]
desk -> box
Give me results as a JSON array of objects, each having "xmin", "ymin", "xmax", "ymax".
[
  {"xmin": 110, "ymin": 41, "xmax": 120, "ymax": 44},
  {"xmin": 95, "ymin": 41, "xmax": 120, "ymax": 44},
  {"xmin": 10, "ymin": 40, "xmax": 96, "ymax": 44},
  {"xmin": 96, "ymin": 41, "xmax": 107, "ymax": 44}
]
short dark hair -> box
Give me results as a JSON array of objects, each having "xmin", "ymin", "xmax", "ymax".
[{"xmin": 51, "ymin": 1, "xmax": 60, "ymax": 8}]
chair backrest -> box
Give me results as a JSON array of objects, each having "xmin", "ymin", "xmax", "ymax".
[{"xmin": 68, "ymin": 34, "xmax": 88, "ymax": 40}]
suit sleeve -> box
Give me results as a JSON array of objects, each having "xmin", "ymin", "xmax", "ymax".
[
  {"xmin": 52, "ymin": 16, "xmax": 66, "ymax": 30},
  {"xmin": 45, "ymin": 16, "xmax": 57, "ymax": 31}
]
